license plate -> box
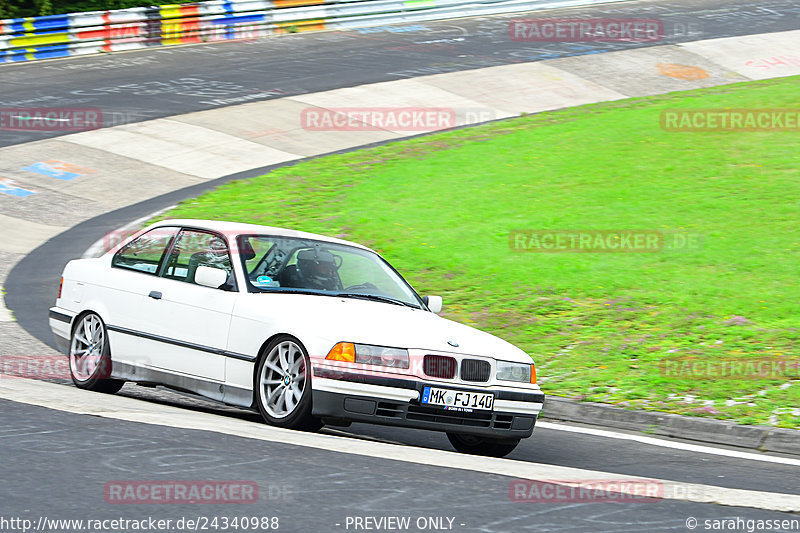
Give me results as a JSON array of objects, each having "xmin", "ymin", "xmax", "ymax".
[{"xmin": 421, "ymin": 387, "xmax": 494, "ymax": 412}]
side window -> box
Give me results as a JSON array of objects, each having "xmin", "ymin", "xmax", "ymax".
[
  {"xmin": 161, "ymin": 230, "xmax": 234, "ymax": 288},
  {"xmin": 238, "ymin": 236, "xmax": 278, "ymax": 284},
  {"xmin": 111, "ymin": 227, "xmax": 177, "ymax": 275}
]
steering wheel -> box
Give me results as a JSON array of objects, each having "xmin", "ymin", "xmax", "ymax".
[{"xmin": 343, "ymin": 282, "xmax": 378, "ymax": 292}]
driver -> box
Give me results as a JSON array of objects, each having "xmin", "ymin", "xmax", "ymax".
[{"xmin": 296, "ymin": 249, "xmax": 340, "ymax": 291}]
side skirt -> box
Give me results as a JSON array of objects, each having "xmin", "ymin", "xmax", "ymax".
[{"xmin": 112, "ymin": 361, "xmax": 255, "ymax": 410}]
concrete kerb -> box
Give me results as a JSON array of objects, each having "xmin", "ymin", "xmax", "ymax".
[{"xmin": 542, "ymin": 397, "xmax": 800, "ymax": 456}]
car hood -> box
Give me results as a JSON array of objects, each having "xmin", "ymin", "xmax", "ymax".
[{"xmin": 238, "ymin": 293, "xmax": 532, "ymax": 364}]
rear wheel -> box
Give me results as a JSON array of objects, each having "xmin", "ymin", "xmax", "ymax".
[
  {"xmin": 69, "ymin": 312, "xmax": 124, "ymax": 394},
  {"xmin": 255, "ymin": 336, "xmax": 322, "ymax": 432},
  {"xmin": 446, "ymin": 432, "xmax": 520, "ymax": 457}
]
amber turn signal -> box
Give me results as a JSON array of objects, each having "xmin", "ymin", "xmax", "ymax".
[{"xmin": 326, "ymin": 342, "xmax": 356, "ymax": 363}]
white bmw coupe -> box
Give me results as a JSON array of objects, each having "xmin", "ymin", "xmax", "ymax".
[{"xmin": 50, "ymin": 220, "xmax": 544, "ymax": 456}]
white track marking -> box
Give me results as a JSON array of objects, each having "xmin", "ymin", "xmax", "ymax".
[
  {"xmin": 1, "ymin": 378, "xmax": 799, "ymax": 512},
  {"xmin": 537, "ymin": 421, "xmax": 800, "ymax": 467}
]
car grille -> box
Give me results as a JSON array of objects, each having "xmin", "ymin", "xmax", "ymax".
[
  {"xmin": 375, "ymin": 402, "xmax": 516, "ymax": 430},
  {"xmin": 407, "ymin": 405, "xmax": 493, "ymax": 427},
  {"xmin": 406, "ymin": 405, "xmax": 514, "ymax": 429},
  {"xmin": 423, "ymin": 354, "xmax": 457, "ymax": 379},
  {"xmin": 460, "ymin": 358, "xmax": 491, "ymax": 382}
]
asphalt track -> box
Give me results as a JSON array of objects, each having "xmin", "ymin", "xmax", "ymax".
[
  {"xmin": 2, "ymin": 0, "xmax": 800, "ymax": 150},
  {"xmin": 115, "ymin": 383, "xmax": 800, "ymax": 496},
  {"xmin": 1, "ymin": 399, "xmax": 796, "ymax": 533},
  {"xmin": 2, "ymin": 0, "xmax": 800, "ymax": 530}
]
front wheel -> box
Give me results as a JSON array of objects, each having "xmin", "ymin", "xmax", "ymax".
[
  {"xmin": 69, "ymin": 312, "xmax": 124, "ymax": 394},
  {"xmin": 447, "ymin": 432, "xmax": 520, "ymax": 457},
  {"xmin": 254, "ymin": 336, "xmax": 322, "ymax": 432}
]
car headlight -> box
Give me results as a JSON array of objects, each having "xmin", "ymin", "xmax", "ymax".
[
  {"xmin": 326, "ymin": 342, "xmax": 409, "ymax": 369},
  {"xmin": 496, "ymin": 361, "xmax": 536, "ymax": 383}
]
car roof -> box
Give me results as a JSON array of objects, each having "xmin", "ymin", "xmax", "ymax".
[{"xmin": 150, "ymin": 219, "xmax": 374, "ymax": 252}]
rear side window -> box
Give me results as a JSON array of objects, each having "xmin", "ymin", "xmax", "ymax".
[
  {"xmin": 111, "ymin": 227, "xmax": 177, "ymax": 275},
  {"xmin": 161, "ymin": 229, "xmax": 234, "ymax": 289}
]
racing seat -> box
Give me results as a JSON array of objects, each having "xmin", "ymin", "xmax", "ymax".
[{"xmin": 278, "ymin": 264, "xmax": 304, "ymax": 288}]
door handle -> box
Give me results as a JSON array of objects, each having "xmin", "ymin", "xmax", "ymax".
[{"xmin": 148, "ymin": 291, "xmax": 162, "ymax": 300}]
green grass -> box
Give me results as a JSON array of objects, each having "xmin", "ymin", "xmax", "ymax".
[{"xmin": 158, "ymin": 76, "xmax": 800, "ymax": 428}]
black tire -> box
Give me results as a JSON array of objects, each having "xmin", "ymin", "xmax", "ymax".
[
  {"xmin": 254, "ymin": 336, "xmax": 322, "ymax": 432},
  {"xmin": 446, "ymin": 432, "xmax": 520, "ymax": 457},
  {"xmin": 69, "ymin": 312, "xmax": 124, "ymax": 394}
]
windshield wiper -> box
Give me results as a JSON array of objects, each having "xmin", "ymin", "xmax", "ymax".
[{"xmin": 335, "ymin": 292, "xmax": 421, "ymax": 309}]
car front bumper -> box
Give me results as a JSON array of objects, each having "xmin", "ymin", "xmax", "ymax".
[{"xmin": 311, "ymin": 368, "xmax": 544, "ymax": 439}]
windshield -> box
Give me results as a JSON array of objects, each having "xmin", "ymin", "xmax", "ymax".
[{"xmin": 237, "ymin": 235, "xmax": 424, "ymax": 308}]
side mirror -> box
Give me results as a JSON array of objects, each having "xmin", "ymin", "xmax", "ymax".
[
  {"xmin": 423, "ymin": 295, "xmax": 442, "ymax": 314},
  {"xmin": 195, "ymin": 265, "xmax": 228, "ymax": 289}
]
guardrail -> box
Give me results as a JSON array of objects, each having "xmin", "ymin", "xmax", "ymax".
[{"xmin": 0, "ymin": 0, "xmax": 613, "ymax": 64}]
